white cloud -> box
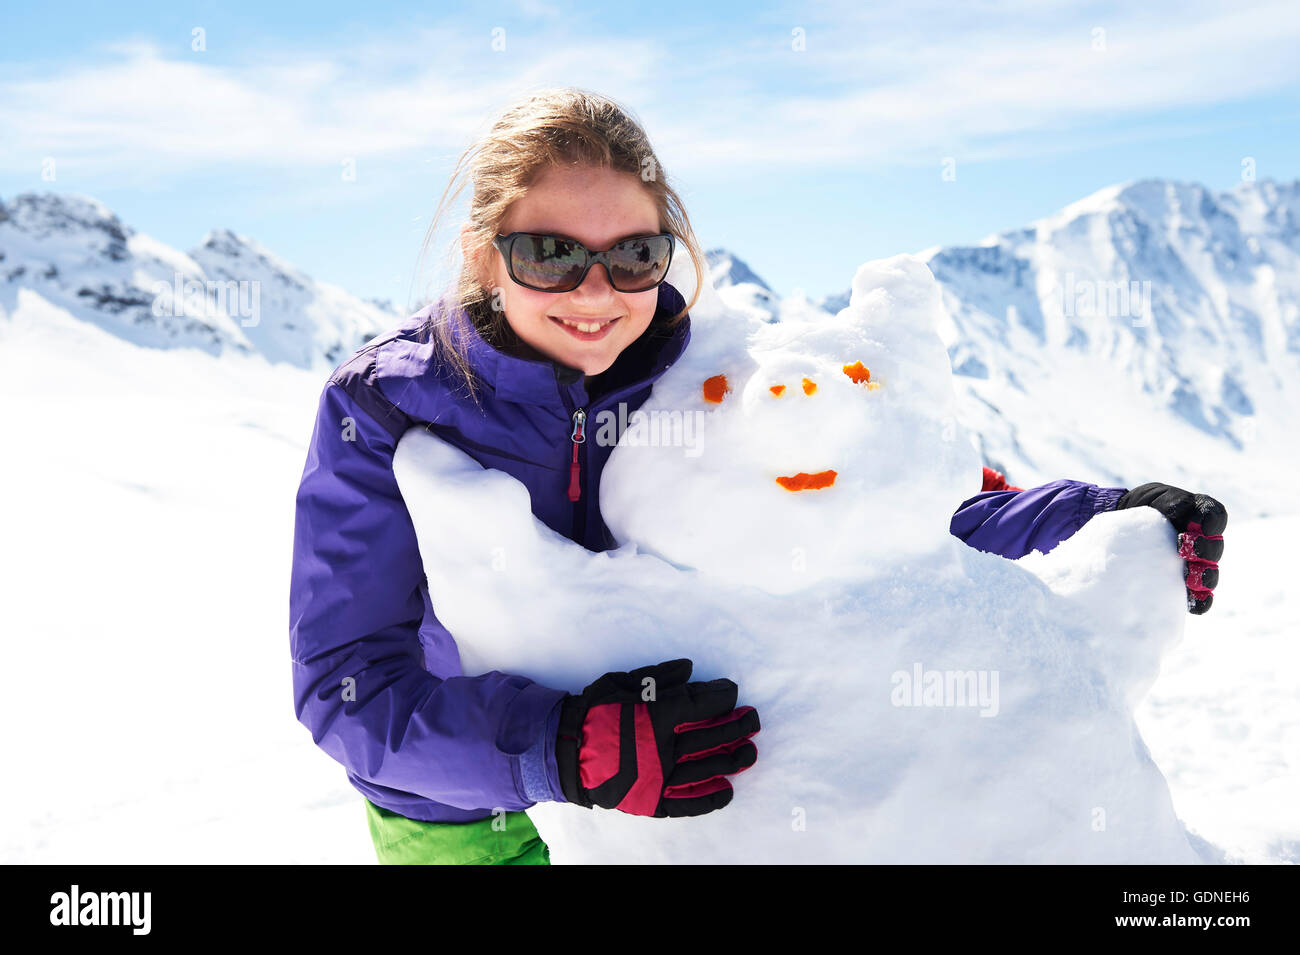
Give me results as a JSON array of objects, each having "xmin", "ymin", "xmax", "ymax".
[
  {"xmin": 0, "ymin": 2, "xmax": 1296, "ymax": 184},
  {"xmin": 651, "ymin": 0, "xmax": 1300, "ymax": 166}
]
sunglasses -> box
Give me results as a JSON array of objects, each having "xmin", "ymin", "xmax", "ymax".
[{"xmin": 491, "ymin": 231, "xmax": 675, "ymax": 293}]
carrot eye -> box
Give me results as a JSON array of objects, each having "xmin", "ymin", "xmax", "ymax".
[
  {"xmin": 769, "ymin": 384, "xmax": 786, "ymax": 397},
  {"xmin": 702, "ymin": 374, "xmax": 730, "ymax": 403},
  {"xmin": 842, "ymin": 361, "xmax": 870, "ymax": 384},
  {"xmin": 802, "ymin": 377, "xmax": 817, "ymax": 395}
]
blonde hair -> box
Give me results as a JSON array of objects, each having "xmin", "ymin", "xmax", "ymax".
[{"xmin": 412, "ymin": 87, "xmax": 706, "ymax": 406}]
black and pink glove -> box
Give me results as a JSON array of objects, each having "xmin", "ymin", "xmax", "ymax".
[
  {"xmin": 1115, "ymin": 482, "xmax": 1227, "ymax": 614},
  {"xmin": 555, "ymin": 658, "xmax": 760, "ymax": 817}
]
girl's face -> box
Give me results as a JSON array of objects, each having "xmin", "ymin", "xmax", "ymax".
[{"xmin": 476, "ymin": 164, "xmax": 663, "ymax": 376}]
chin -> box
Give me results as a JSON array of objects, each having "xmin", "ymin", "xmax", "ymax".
[
  {"xmin": 551, "ymin": 340, "xmax": 617, "ymax": 376},
  {"xmin": 574, "ymin": 355, "xmax": 615, "ymax": 376}
]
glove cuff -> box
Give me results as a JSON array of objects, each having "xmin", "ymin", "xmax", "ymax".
[
  {"xmin": 1114, "ymin": 482, "xmax": 1165, "ymax": 511},
  {"xmin": 554, "ymin": 693, "xmax": 595, "ymax": 809}
]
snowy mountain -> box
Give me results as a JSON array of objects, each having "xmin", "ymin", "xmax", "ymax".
[
  {"xmin": 5, "ymin": 184, "xmax": 1296, "ymax": 513},
  {"xmin": 705, "ymin": 247, "xmax": 773, "ymax": 291},
  {"xmin": 922, "ymin": 179, "xmax": 1300, "ymax": 450},
  {"xmin": 705, "ymin": 248, "xmax": 781, "ymax": 322},
  {"xmin": 0, "ymin": 193, "xmax": 392, "ymax": 370},
  {"xmin": 715, "ymin": 178, "xmax": 1300, "ymax": 516}
]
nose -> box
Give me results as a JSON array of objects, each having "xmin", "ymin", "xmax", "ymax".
[{"xmin": 572, "ymin": 260, "xmax": 617, "ymax": 297}]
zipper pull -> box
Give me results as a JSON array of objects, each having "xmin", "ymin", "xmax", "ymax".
[{"xmin": 568, "ymin": 408, "xmax": 586, "ymax": 502}]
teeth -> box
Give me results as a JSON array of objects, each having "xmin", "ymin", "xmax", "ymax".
[{"xmin": 556, "ymin": 317, "xmax": 615, "ymax": 333}]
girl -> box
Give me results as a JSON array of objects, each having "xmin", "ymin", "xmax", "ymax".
[{"xmin": 288, "ymin": 87, "xmax": 1227, "ymax": 865}]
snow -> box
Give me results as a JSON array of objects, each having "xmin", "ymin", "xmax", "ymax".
[
  {"xmin": 391, "ymin": 255, "xmax": 1208, "ymax": 863},
  {"xmin": 1133, "ymin": 511, "xmax": 1300, "ymax": 865},
  {"xmin": 0, "ymin": 288, "xmax": 375, "ymax": 864},
  {"xmin": 1, "ymin": 188, "xmax": 1296, "ymax": 864}
]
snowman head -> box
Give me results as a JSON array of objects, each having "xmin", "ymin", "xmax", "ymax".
[{"xmin": 599, "ymin": 254, "xmax": 980, "ymax": 595}]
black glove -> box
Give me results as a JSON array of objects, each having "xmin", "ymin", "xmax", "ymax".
[
  {"xmin": 1115, "ymin": 482, "xmax": 1226, "ymax": 614},
  {"xmin": 555, "ymin": 658, "xmax": 760, "ymax": 818}
]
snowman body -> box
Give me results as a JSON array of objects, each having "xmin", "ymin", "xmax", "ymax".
[{"xmin": 393, "ymin": 255, "xmax": 1198, "ymax": 864}]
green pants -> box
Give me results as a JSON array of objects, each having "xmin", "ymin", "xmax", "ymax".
[{"xmin": 364, "ymin": 798, "xmax": 551, "ymax": 865}]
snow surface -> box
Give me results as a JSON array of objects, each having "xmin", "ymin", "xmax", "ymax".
[
  {"xmin": 392, "ymin": 255, "xmax": 1205, "ymax": 863},
  {"xmin": 1, "ymin": 189, "xmax": 1296, "ymax": 864},
  {"xmin": 0, "ymin": 287, "xmax": 375, "ymax": 863}
]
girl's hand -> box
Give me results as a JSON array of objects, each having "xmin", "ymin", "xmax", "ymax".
[
  {"xmin": 555, "ymin": 658, "xmax": 760, "ymax": 817},
  {"xmin": 1114, "ymin": 482, "xmax": 1227, "ymax": 614}
]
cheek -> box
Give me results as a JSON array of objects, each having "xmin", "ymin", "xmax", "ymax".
[
  {"xmin": 516, "ymin": 289, "xmax": 556, "ymax": 324},
  {"xmin": 629, "ymin": 291, "xmax": 659, "ymax": 327},
  {"xmin": 495, "ymin": 274, "xmax": 549, "ymax": 323},
  {"xmin": 489, "ymin": 260, "xmax": 530, "ymax": 307}
]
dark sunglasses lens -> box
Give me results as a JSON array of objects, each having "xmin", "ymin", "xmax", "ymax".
[
  {"xmin": 510, "ymin": 234, "xmax": 586, "ymax": 290},
  {"xmin": 609, "ymin": 235, "xmax": 672, "ymax": 291}
]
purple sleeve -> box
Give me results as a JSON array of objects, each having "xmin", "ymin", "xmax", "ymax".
[
  {"xmin": 949, "ymin": 478, "xmax": 1128, "ymax": 560},
  {"xmin": 289, "ymin": 381, "xmax": 568, "ymax": 810}
]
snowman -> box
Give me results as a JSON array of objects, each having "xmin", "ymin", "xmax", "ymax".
[{"xmin": 392, "ymin": 254, "xmax": 1200, "ymax": 864}]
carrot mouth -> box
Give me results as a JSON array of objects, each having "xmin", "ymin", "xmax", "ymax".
[{"xmin": 776, "ymin": 469, "xmax": 838, "ymax": 491}]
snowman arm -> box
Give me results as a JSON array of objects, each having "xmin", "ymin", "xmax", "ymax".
[
  {"xmin": 949, "ymin": 478, "xmax": 1127, "ymax": 560},
  {"xmin": 290, "ymin": 380, "xmax": 568, "ymax": 813}
]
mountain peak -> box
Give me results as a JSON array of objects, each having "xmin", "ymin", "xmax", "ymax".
[
  {"xmin": 705, "ymin": 248, "xmax": 772, "ymax": 292},
  {"xmin": 1, "ymin": 192, "xmax": 393, "ymax": 369},
  {"xmin": 2, "ymin": 191, "xmax": 132, "ymax": 260},
  {"xmin": 193, "ymin": 227, "xmax": 307, "ymax": 286}
]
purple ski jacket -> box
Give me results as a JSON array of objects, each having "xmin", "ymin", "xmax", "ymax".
[{"xmin": 289, "ymin": 282, "xmax": 1129, "ymax": 822}]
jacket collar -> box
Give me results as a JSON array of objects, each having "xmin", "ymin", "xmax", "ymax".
[{"xmin": 446, "ymin": 283, "xmax": 692, "ymax": 409}]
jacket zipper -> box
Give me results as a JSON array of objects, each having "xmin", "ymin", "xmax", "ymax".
[
  {"xmin": 567, "ymin": 407, "xmax": 586, "ymax": 501},
  {"xmin": 557, "ymin": 344, "xmax": 681, "ymax": 543}
]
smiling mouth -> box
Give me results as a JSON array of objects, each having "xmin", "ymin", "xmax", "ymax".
[
  {"xmin": 549, "ymin": 315, "xmax": 622, "ymax": 341},
  {"xmin": 551, "ymin": 315, "xmax": 620, "ymax": 332}
]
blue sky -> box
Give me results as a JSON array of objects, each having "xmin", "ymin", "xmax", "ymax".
[{"xmin": 2, "ymin": 0, "xmax": 1298, "ymax": 305}]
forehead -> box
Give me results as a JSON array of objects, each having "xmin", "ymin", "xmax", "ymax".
[{"xmin": 501, "ymin": 164, "xmax": 660, "ymax": 248}]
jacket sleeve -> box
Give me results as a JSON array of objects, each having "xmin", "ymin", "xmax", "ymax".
[
  {"xmin": 289, "ymin": 379, "xmax": 568, "ymax": 811},
  {"xmin": 949, "ymin": 478, "xmax": 1128, "ymax": 560}
]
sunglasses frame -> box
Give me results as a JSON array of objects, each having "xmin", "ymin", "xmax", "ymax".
[{"xmin": 491, "ymin": 230, "xmax": 676, "ymax": 293}]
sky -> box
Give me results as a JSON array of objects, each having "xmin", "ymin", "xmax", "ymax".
[{"xmin": 2, "ymin": 0, "xmax": 1298, "ymax": 306}]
